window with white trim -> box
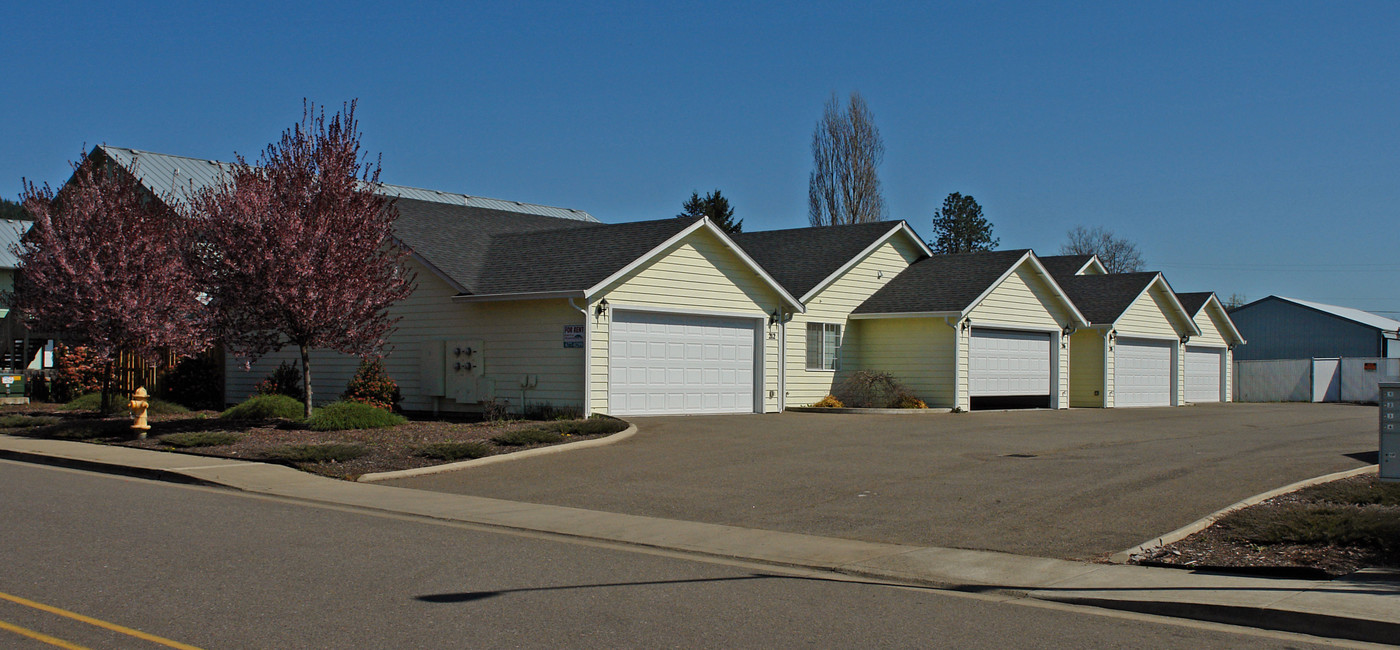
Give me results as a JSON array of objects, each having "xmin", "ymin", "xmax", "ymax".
[{"xmin": 806, "ymin": 322, "xmax": 841, "ymax": 370}]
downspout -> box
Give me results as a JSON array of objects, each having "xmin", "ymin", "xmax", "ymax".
[
  {"xmin": 778, "ymin": 309, "xmax": 786, "ymax": 412},
  {"xmin": 569, "ymin": 297, "xmax": 591, "ymax": 417},
  {"xmin": 945, "ymin": 316, "xmax": 961, "ymax": 411}
]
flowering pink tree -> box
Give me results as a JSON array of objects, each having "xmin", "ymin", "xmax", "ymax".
[
  {"xmin": 15, "ymin": 154, "xmax": 212, "ymax": 412},
  {"xmin": 191, "ymin": 101, "xmax": 416, "ymax": 417}
]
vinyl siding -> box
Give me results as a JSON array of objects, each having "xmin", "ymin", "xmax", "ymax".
[
  {"xmin": 785, "ymin": 237, "xmax": 924, "ymax": 406},
  {"xmin": 1069, "ymin": 330, "xmax": 1105, "ymax": 407},
  {"xmin": 225, "ymin": 264, "xmax": 585, "ymax": 414},
  {"xmin": 965, "ymin": 263, "xmax": 1075, "ymax": 408},
  {"xmin": 856, "ymin": 317, "xmax": 956, "ymax": 408},
  {"xmin": 589, "ymin": 227, "xmax": 786, "ymax": 414}
]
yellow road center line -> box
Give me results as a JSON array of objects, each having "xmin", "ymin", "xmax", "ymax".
[
  {"xmin": 0, "ymin": 618, "xmax": 91, "ymax": 650},
  {"xmin": 0, "ymin": 591, "xmax": 204, "ymax": 650}
]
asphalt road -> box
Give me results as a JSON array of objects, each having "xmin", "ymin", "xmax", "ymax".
[
  {"xmin": 385, "ymin": 402, "xmax": 1379, "ymax": 559},
  {"xmin": 0, "ymin": 460, "xmax": 1352, "ymax": 649}
]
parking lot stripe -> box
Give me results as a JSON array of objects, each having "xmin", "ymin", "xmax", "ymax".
[{"xmin": 0, "ymin": 618, "xmax": 89, "ymax": 649}]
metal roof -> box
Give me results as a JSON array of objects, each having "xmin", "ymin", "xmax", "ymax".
[
  {"xmin": 1272, "ymin": 296, "xmax": 1400, "ymax": 332},
  {"xmin": 96, "ymin": 145, "xmax": 598, "ymax": 222},
  {"xmin": 0, "ymin": 219, "xmax": 33, "ymax": 269}
]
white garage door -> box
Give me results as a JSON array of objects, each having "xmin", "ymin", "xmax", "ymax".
[
  {"xmin": 969, "ymin": 329, "xmax": 1051, "ymax": 396},
  {"xmin": 1115, "ymin": 338, "xmax": 1173, "ymax": 407},
  {"xmin": 608, "ymin": 311, "xmax": 757, "ymax": 416},
  {"xmin": 1184, "ymin": 346, "xmax": 1223, "ymax": 403}
]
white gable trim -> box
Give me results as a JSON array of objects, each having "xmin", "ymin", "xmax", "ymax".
[
  {"xmin": 1111, "ymin": 274, "xmax": 1201, "ymax": 336},
  {"xmin": 797, "ymin": 221, "xmax": 932, "ymax": 303},
  {"xmin": 1200, "ymin": 294, "xmax": 1246, "ymax": 345},
  {"xmin": 583, "ymin": 217, "xmax": 805, "ymax": 313},
  {"xmin": 1078, "ymin": 256, "xmax": 1107, "ymax": 274},
  {"xmin": 962, "ymin": 252, "xmax": 1090, "ymax": 328}
]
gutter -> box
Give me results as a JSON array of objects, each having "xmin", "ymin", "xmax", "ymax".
[
  {"xmin": 455, "ymin": 290, "xmax": 585, "ymax": 303},
  {"xmin": 569, "ymin": 298, "xmax": 592, "ymax": 417}
]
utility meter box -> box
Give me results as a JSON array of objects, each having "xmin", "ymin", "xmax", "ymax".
[{"xmin": 1381, "ymin": 383, "xmax": 1400, "ymax": 483}]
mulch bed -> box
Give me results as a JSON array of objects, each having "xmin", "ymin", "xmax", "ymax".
[
  {"xmin": 2, "ymin": 405, "xmax": 617, "ymax": 480},
  {"xmin": 1133, "ymin": 475, "xmax": 1399, "ymax": 578}
]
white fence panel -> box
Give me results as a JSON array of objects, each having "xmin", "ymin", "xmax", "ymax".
[
  {"xmin": 1340, "ymin": 358, "xmax": 1400, "ymax": 403},
  {"xmin": 1234, "ymin": 359, "xmax": 1311, "ymax": 402}
]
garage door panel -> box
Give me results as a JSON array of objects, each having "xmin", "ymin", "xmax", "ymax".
[
  {"xmin": 1115, "ymin": 338, "xmax": 1172, "ymax": 407},
  {"xmin": 1185, "ymin": 346, "xmax": 1223, "ymax": 403},
  {"xmin": 609, "ymin": 311, "xmax": 758, "ymax": 416},
  {"xmin": 970, "ymin": 329, "xmax": 1051, "ymax": 397}
]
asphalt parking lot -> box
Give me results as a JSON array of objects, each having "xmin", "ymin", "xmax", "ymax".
[{"xmin": 384, "ymin": 403, "xmax": 1379, "ymax": 560}]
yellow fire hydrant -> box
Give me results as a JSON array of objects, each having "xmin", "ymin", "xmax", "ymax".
[{"xmin": 129, "ymin": 387, "xmax": 151, "ymax": 439}]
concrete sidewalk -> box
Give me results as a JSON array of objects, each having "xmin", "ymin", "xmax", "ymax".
[{"xmin": 2, "ymin": 434, "xmax": 1396, "ymax": 646}]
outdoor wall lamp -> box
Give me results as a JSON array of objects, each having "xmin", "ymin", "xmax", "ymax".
[
  {"xmin": 1180, "ymin": 335, "xmax": 1191, "ymax": 345},
  {"xmin": 595, "ymin": 298, "xmax": 608, "ymax": 317},
  {"xmin": 1061, "ymin": 324, "xmax": 1076, "ymax": 337},
  {"xmin": 769, "ymin": 308, "xmax": 781, "ymax": 327},
  {"xmin": 960, "ymin": 319, "xmax": 970, "ymax": 332}
]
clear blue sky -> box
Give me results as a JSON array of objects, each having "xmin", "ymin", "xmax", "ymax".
[{"xmin": 4, "ymin": 1, "xmax": 1397, "ymax": 314}]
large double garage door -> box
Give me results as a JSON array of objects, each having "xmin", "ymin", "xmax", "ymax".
[
  {"xmin": 969, "ymin": 329, "xmax": 1052, "ymax": 409},
  {"xmin": 1114, "ymin": 338, "xmax": 1174, "ymax": 407},
  {"xmin": 608, "ymin": 310, "xmax": 759, "ymax": 416}
]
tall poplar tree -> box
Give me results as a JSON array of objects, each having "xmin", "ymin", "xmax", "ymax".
[{"xmin": 808, "ymin": 92, "xmax": 886, "ymax": 226}]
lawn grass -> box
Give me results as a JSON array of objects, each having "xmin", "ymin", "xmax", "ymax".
[
  {"xmin": 264, "ymin": 443, "xmax": 368, "ymax": 463},
  {"xmin": 64, "ymin": 392, "xmax": 190, "ymax": 415},
  {"xmin": 0, "ymin": 414, "xmax": 61, "ymax": 429},
  {"xmin": 491, "ymin": 428, "xmax": 565, "ymax": 446},
  {"xmin": 415, "ymin": 441, "xmax": 494, "ymax": 461},
  {"xmin": 159, "ymin": 431, "xmax": 243, "ymax": 448},
  {"xmin": 1216, "ymin": 476, "xmax": 1400, "ymax": 552},
  {"xmin": 304, "ymin": 401, "xmax": 406, "ymax": 431}
]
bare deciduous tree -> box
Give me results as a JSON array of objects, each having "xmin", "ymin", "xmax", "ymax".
[
  {"xmin": 1060, "ymin": 225, "xmax": 1144, "ymax": 273},
  {"xmin": 1222, "ymin": 293, "xmax": 1247, "ymax": 310},
  {"xmin": 808, "ymin": 92, "xmax": 886, "ymax": 226}
]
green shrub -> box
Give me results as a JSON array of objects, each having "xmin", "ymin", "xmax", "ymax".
[
  {"xmin": 220, "ymin": 394, "xmax": 305, "ymax": 421},
  {"xmin": 491, "ymin": 428, "xmax": 564, "ymax": 446},
  {"xmin": 304, "ymin": 401, "xmax": 406, "ymax": 431},
  {"xmin": 264, "ymin": 443, "xmax": 368, "ymax": 463},
  {"xmin": 523, "ymin": 402, "xmax": 583, "ymax": 421},
  {"xmin": 834, "ymin": 371, "xmax": 923, "ymax": 408},
  {"xmin": 254, "ymin": 360, "xmax": 302, "ymax": 399},
  {"xmin": 62, "ymin": 392, "xmax": 108, "ymax": 412},
  {"xmin": 159, "ymin": 431, "xmax": 243, "ymax": 448},
  {"xmin": 539, "ymin": 417, "xmax": 628, "ymax": 436},
  {"xmin": 160, "ymin": 352, "xmax": 224, "ymax": 410},
  {"xmin": 416, "ymin": 441, "xmax": 495, "ymax": 461},
  {"xmin": 343, "ymin": 357, "xmax": 402, "ymax": 411},
  {"xmin": 61, "ymin": 392, "xmax": 187, "ymax": 414},
  {"xmin": 0, "ymin": 414, "xmax": 60, "ymax": 428}
]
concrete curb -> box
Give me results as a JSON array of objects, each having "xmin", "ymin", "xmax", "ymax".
[
  {"xmin": 785, "ymin": 407, "xmax": 953, "ymax": 414},
  {"xmin": 356, "ymin": 422, "xmax": 639, "ymax": 483},
  {"xmin": 1111, "ymin": 465, "xmax": 1380, "ymax": 563}
]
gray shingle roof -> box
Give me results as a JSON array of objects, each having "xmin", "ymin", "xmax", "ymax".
[
  {"xmin": 1038, "ymin": 254, "xmax": 1095, "ymax": 279},
  {"xmin": 1056, "ymin": 272, "xmax": 1160, "ymax": 325},
  {"xmin": 1175, "ymin": 291, "xmax": 1213, "ymax": 317},
  {"xmin": 473, "ymin": 217, "xmax": 702, "ymax": 294},
  {"xmin": 391, "ymin": 197, "xmax": 665, "ymax": 294},
  {"xmin": 852, "ymin": 249, "xmax": 1030, "ymax": 315},
  {"xmin": 731, "ymin": 221, "xmax": 915, "ymax": 298}
]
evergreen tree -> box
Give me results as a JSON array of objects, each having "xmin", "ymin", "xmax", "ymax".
[
  {"xmin": 678, "ymin": 189, "xmax": 742, "ymax": 234},
  {"xmin": 929, "ymin": 192, "xmax": 998, "ymax": 254}
]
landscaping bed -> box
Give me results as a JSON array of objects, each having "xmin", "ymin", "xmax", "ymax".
[
  {"xmin": 0, "ymin": 404, "xmax": 627, "ymax": 481},
  {"xmin": 1133, "ymin": 474, "xmax": 1400, "ymax": 578}
]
